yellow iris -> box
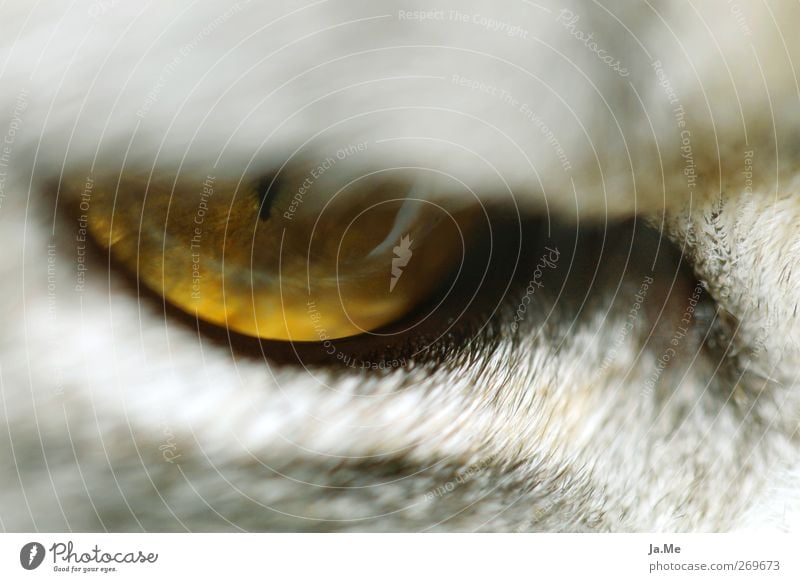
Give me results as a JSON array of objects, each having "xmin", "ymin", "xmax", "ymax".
[{"xmin": 71, "ymin": 170, "xmax": 474, "ymax": 341}]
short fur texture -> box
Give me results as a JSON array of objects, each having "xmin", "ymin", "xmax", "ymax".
[{"xmin": 1, "ymin": 0, "xmax": 799, "ymax": 531}]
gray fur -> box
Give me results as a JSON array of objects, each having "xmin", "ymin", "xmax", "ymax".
[{"xmin": 0, "ymin": 0, "xmax": 799, "ymax": 531}]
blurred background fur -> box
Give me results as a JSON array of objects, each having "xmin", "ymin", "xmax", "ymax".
[{"xmin": 1, "ymin": 0, "xmax": 799, "ymax": 531}]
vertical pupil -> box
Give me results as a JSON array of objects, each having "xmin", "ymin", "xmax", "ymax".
[{"xmin": 256, "ymin": 174, "xmax": 281, "ymax": 221}]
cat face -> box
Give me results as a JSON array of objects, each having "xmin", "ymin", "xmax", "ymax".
[{"xmin": 1, "ymin": 0, "xmax": 799, "ymax": 531}]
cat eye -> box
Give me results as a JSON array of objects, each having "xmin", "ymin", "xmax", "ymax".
[{"xmin": 66, "ymin": 169, "xmax": 480, "ymax": 341}]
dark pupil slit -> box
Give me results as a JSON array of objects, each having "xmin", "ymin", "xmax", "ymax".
[{"xmin": 256, "ymin": 174, "xmax": 281, "ymax": 220}]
